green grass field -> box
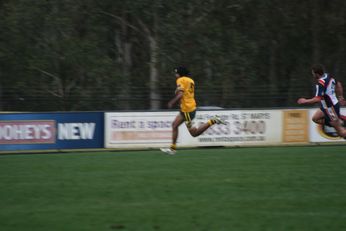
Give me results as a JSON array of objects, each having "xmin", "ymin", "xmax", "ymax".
[{"xmin": 1, "ymin": 146, "xmax": 346, "ymax": 231}]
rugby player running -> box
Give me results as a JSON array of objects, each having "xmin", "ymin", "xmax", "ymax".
[
  {"xmin": 297, "ymin": 64, "xmax": 346, "ymax": 138},
  {"xmin": 160, "ymin": 66, "xmax": 226, "ymax": 155}
]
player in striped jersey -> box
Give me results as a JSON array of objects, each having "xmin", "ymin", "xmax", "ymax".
[
  {"xmin": 297, "ymin": 64, "xmax": 346, "ymax": 138},
  {"xmin": 160, "ymin": 66, "xmax": 226, "ymax": 155}
]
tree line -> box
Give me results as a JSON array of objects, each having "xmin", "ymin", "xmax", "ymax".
[{"xmin": 1, "ymin": 0, "xmax": 345, "ymax": 111}]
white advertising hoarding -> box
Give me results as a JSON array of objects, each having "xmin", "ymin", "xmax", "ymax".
[
  {"xmin": 105, "ymin": 110, "xmax": 283, "ymax": 149},
  {"xmin": 105, "ymin": 112, "xmax": 176, "ymax": 148},
  {"xmin": 179, "ymin": 110, "xmax": 282, "ymax": 147},
  {"xmin": 309, "ymin": 108, "xmax": 346, "ymax": 143}
]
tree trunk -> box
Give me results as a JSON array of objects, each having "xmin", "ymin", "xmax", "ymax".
[
  {"xmin": 115, "ymin": 28, "xmax": 132, "ymax": 110},
  {"xmin": 137, "ymin": 14, "xmax": 161, "ymax": 110},
  {"xmin": 149, "ymin": 36, "xmax": 160, "ymax": 110}
]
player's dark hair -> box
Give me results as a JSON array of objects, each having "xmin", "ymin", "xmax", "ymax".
[
  {"xmin": 311, "ymin": 64, "xmax": 325, "ymax": 75},
  {"xmin": 175, "ymin": 66, "xmax": 190, "ymax": 76}
]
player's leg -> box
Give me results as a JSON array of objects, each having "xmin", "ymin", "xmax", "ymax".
[
  {"xmin": 188, "ymin": 122, "xmax": 211, "ymax": 137},
  {"xmin": 160, "ymin": 113, "xmax": 184, "ymax": 155},
  {"xmin": 340, "ymin": 115, "xmax": 346, "ymax": 127},
  {"xmin": 171, "ymin": 113, "xmax": 185, "ymax": 150},
  {"xmin": 182, "ymin": 110, "xmax": 205, "ymax": 137},
  {"xmin": 324, "ymin": 105, "xmax": 346, "ymax": 137},
  {"xmin": 187, "ymin": 115, "xmax": 226, "ymax": 137},
  {"xmin": 312, "ymin": 109, "xmax": 325, "ymax": 125},
  {"xmin": 319, "ymin": 106, "xmax": 346, "ymax": 127},
  {"xmin": 330, "ymin": 120, "xmax": 346, "ymax": 137}
]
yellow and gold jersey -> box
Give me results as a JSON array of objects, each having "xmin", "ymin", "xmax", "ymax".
[{"xmin": 176, "ymin": 76, "xmax": 197, "ymax": 112}]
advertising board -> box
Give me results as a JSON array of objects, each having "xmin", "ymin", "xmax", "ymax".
[
  {"xmin": 179, "ymin": 110, "xmax": 282, "ymax": 147},
  {"xmin": 105, "ymin": 110, "xmax": 283, "ymax": 149},
  {"xmin": 0, "ymin": 112, "xmax": 104, "ymax": 151},
  {"xmin": 282, "ymin": 110, "xmax": 309, "ymax": 143},
  {"xmin": 105, "ymin": 112, "xmax": 175, "ymax": 148}
]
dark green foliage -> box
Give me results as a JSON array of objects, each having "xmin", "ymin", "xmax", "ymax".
[{"xmin": 1, "ymin": 0, "xmax": 346, "ymax": 111}]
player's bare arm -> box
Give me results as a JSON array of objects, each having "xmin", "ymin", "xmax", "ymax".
[
  {"xmin": 168, "ymin": 91, "xmax": 183, "ymax": 108},
  {"xmin": 297, "ymin": 96, "xmax": 321, "ymax": 105},
  {"xmin": 336, "ymin": 81, "xmax": 346, "ymax": 106},
  {"xmin": 336, "ymin": 81, "xmax": 344, "ymax": 97}
]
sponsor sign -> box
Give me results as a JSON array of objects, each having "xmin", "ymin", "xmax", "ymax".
[
  {"xmin": 105, "ymin": 110, "xmax": 282, "ymax": 148},
  {"xmin": 179, "ymin": 110, "xmax": 282, "ymax": 147},
  {"xmin": 0, "ymin": 120, "xmax": 56, "ymax": 144},
  {"xmin": 0, "ymin": 112, "xmax": 104, "ymax": 151},
  {"xmin": 309, "ymin": 108, "xmax": 346, "ymax": 142},
  {"xmin": 282, "ymin": 110, "xmax": 309, "ymax": 143},
  {"xmin": 105, "ymin": 112, "xmax": 175, "ymax": 148}
]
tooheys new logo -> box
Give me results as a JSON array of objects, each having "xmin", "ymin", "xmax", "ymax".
[
  {"xmin": 58, "ymin": 123, "xmax": 96, "ymax": 140},
  {"xmin": 0, "ymin": 121, "xmax": 56, "ymax": 144}
]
